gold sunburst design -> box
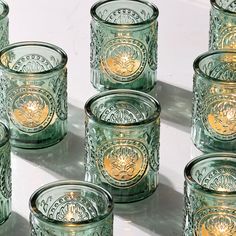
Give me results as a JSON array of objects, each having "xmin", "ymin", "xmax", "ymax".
[
  {"xmin": 103, "ymin": 145, "xmax": 144, "ymax": 181},
  {"xmin": 7, "ymin": 86, "xmax": 55, "ymax": 133},
  {"xmin": 97, "ymin": 139, "xmax": 148, "ymax": 187}
]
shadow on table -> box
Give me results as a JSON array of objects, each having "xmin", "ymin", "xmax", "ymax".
[
  {"xmin": 0, "ymin": 212, "xmax": 30, "ymax": 236},
  {"xmin": 149, "ymin": 81, "xmax": 192, "ymax": 133},
  {"xmin": 12, "ymin": 103, "xmax": 86, "ymax": 180},
  {"xmin": 115, "ymin": 175, "xmax": 183, "ymax": 236}
]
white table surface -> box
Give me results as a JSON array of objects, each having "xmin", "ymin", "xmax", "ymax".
[{"xmin": 0, "ymin": 0, "xmax": 210, "ymax": 235}]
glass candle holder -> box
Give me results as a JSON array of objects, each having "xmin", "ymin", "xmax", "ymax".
[
  {"xmin": 0, "ymin": 0, "xmax": 8, "ymax": 49},
  {"xmin": 191, "ymin": 50, "xmax": 236, "ymax": 152},
  {"xmin": 29, "ymin": 180, "xmax": 113, "ymax": 236},
  {"xmin": 90, "ymin": 0, "xmax": 159, "ymax": 92},
  {"xmin": 85, "ymin": 89, "xmax": 161, "ymax": 203},
  {"xmin": 183, "ymin": 153, "xmax": 236, "ymax": 236},
  {"xmin": 0, "ymin": 122, "xmax": 11, "ymax": 224},
  {"xmin": 209, "ymin": 0, "xmax": 236, "ymax": 49},
  {"xmin": 0, "ymin": 41, "xmax": 68, "ymax": 149}
]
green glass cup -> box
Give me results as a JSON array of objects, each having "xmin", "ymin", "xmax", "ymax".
[
  {"xmin": 183, "ymin": 153, "xmax": 236, "ymax": 236},
  {"xmin": 191, "ymin": 50, "xmax": 236, "ymax": 152},
  {"xmin": 0, "ymin": 122, "xmax": 11, "ymax": 224},
  {"xmin": 209, "ymin": 0, "xmax": 236, "ymax": 49},
  {"xmin": 0, "ymin": 0, "xmax": 8, "ymax": 49},
  {"xmin": 90, "ymin": 0, "xmax": 159, "ymax": 92},
  {"xmin": 85, "ymin": 89, "xmax": 161, "ymax": 203},
  {"xmin": 29, "ymin": 180, "xmax": 113, "ymax": 236},
  {"xmin": 0, "ymin": 41, "xmax": 68, "ymax": 149}
]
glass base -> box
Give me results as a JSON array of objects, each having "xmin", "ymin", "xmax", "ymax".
[
  {"xmin": 10, "ymin": 133, "xmax": 67, "ymax": 149},
  {"xmin": 113, "ymin": 185, "xmax": 158, "ymax": 203},
  {"xmin": 191, "ymin": 125, "xmax": 236, "ymax": 153}
]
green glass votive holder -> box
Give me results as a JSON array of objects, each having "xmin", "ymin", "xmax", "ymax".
[
  {"xmin": 90, "ymin": 0, "xmax": 159, "ymax": 92},
  {"xmin": 183, "ymin": 153, "xmax": 236, "ymax": 236},
  {"xmin": 85, "ymin": 89, "xmax": 161, "ymax": 203},
  {"xmin": 0, "ymin": 0, "xmax": 8, "ymax": 49},
  {"xmin": 0, "ymin": 41, "xmax": 68, "ymax": 149},
  {"xmin": 29, "ymin": 180, "xmax": 113, "ymax": 236},
  {"xmin": 209, "ymin": 0, "xmax": 236, "ymax": 49},
  {"xmin": 0, "ymin": 122, "xmax": 11, "ymax": 224},
  {"xmin": 192, "ymin": 50, "xmax": 236, "ymax": 152}
]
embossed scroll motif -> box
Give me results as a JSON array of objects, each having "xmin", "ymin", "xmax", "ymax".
[
  {"xmin": 12, "ymin": 54, "xmax": 53, "ymax": 73},
  {"xmin": 105, "ymin": 8, "xmax": 144, "ymax": 24},
  {"xmin": 97, "ymin": 139, "xmax": 148, "ymax": 187}
]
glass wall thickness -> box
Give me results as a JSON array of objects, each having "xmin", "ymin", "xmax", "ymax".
[
  {"xmin": 0, "ymin": 42, "xmax": 68, "ymax": 149},
  {"xmin": 85, "ymin": 89, "xmax": 160, "ymax": 203},
  {"xmin": 90, "ymin": 0, "xmax": 159, "ymax": 92}
]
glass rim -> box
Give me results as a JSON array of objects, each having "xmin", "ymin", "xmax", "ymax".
[
  {"xmin": 193, "ymin": 50, "xmax": 236, "ymax": 84},
  {"xmin": 210, "ymin": 0, "xmax": 236, "ymax": 15},
  {"xmin": 29, "ymin": 180, "xmax": 114, "ymax": 227},
  {"xmin": 0, "ymin": 122, "xmax": 9, "ymax": 146},
  {"xmin": 184, "ymin": 152, "xmax": 236, "ymax": 196},
  {"xmin": 0, "ymin": 0, "xmax": 9, "ymax": 20},
  {"xmin": 0, "ymin": 41, "xmax": 68, "ymax": 77},
  {"xmin": 91, "ymin": 0, "xmax": 159, "ymax": 27},
  {"xmin": 85, "ymin": 89, "xmax": 161, "ymax": 127}
]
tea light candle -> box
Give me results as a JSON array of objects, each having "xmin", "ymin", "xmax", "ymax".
[
  {"xmin": 183, "ymin": 153, "xmax": 236, "ymax": 236},
  {"xmin": 0, "ymin": 42, "xmax": 68, "ymax": 149},
  {"xmin": 192, "ymin": 50, "xmax": 236, "ymax": 152},
  {"xmin": 90, "ymin": 0, "xmax": 159, "ymax": 91},
  {"xmin": 29, "ymin": 181, "xmax": 113, "ymax": 235},
  {"xmin": 85, "ymin": 89, "xmax": 160, "ymax": 203}
]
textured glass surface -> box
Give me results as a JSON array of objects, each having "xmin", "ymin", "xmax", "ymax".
[
  {"xmin": 209, "ymin": 0, "xmax": 236, "ymax": 49},
  {"xmin": 183, "ymin": 153, "xmax": 236, "ymax": 236},
  {"xmin": 85, "ymin": 90, "xmax": 160, "ymax": 203},
  {"xmin": 29, "ymin": 181, "xmax": 113, "ymax": 236},
  {"xmin": 0, "ymin": 1, "xmax": 8, "ymax": 50},
  {"xmin": 191, "ymin": 50, "xmax": 236, "ymax": 152},
  {"xmin": 0, "ymin": 122, "xmax": 11, "ymax": 224},
  {"xmin": 0, "ymin": 42, "xmax": 68, "ymax": 149},
  {"xmin": 90, "ymin": 0, "xmax": 158, "ymax": 92}
]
